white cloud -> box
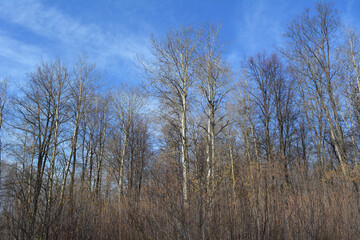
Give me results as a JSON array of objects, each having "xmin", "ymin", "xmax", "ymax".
[
  {"xmin": 234, "ymin": 0, "xmax": 288, "ymax": 55},
  {"xmin": 0, "ymin": 30, "xmax": 47, "ymax": 89},
  {"xmin": 0, "ymin": 31, "xmax": 43, "ymax": 67},
  {"xmin": 0, "ymin": 0, "xmax": 152, "ymax": 84}
]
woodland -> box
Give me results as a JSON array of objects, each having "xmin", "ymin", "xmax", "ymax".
[{"xmin": 1, "ymin": 1, "xmax": 360, "ymax": 239}]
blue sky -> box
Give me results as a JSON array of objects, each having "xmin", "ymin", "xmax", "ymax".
[{"xmin": 0, "ymin": 0, "xmax": 359, "ymax": 90}]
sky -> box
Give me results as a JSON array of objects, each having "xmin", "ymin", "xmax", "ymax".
[{"xmin": 0, "ymin": 0, "xmax": 359, "ymax": 91}]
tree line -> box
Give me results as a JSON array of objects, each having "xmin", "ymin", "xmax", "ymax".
[{"xmin": 1, "ymin": 1, "xmax": 360, "ymax": 239}]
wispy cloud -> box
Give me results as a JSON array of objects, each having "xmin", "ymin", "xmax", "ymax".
[
  {"xmin": 0, "ymin": 31, "xmax": 42, "ymax": 67},
  {"xmin": 341, "ymin": 0, "xmax": 360, "ymax": 27},
  {"xmin": 0, "ymin": 30, "xmax": 46, "ymax": 89},
  {"xmin": 235, "ymin": 0, "xmax": 285, "ymax": 55},
  {"xmin": 0, "ymin": 0, "xmax": 152, "ymax": 85}
]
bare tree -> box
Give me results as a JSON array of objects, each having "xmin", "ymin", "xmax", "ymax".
[
  {"xmin": 142, "ymin": 25, "xmax": 200, "ymax": 206},
  {"xmin": 60, "ymin": 56, "xmax": 101, "ymax": 204},
  {"xmin": 271, "ymin": 57, "xmax": 297, "ymax": 181},
  {"xmin": 246, "ymin": 53, "xmax": 276, "ymax": 163},
  {"xmin": 44, "ymin": 60, "xmax": 69, "ymax": 239},
  {"xmin": 113, "ymin": 85, "xmax": 144, "ymax": 200},
  {"xmin": 0, "ymin": 78, "xmax": 6, "ymax": 186},
  {"xmin": 126, "ymin": 116, "xmax": 150, "ymax": 203},
  {"xmin": 283, "ymin": 1, "xmax": 347, "ymax": 174},
  {"xmin": 339, "ymin": 27, "xmax": 360, "ymax": 166},
  {"xmin": 196, "ymin": 24, "xmax": 231, "ymax": 193},
  {"xmin": 11, "ymin": 59, "xmax": 69, "ymax": 238}
]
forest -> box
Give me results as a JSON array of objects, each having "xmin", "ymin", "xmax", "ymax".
[{"xmin": 1, "ymin": 1, "xmax": 360, "ymax": 239}]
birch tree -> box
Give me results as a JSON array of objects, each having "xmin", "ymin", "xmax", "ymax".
[
  {"xmin": 197, "ymin": 24, "xmax": 230, "ymax": 193},
  {"xmin": 142, "ymin": 26, "xmax": 200, "ymax": 205}
]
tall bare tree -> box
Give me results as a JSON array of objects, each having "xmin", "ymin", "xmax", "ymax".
[
  {"xmin": 339, "ymin": 28, "xmax": 360, "ymax": 166},
  {"xmin": 142, "ymin": 26, "xmax": 200, "ymax": 205},
  {"xmin": 60, "ymin": 56, "xmax": 101, "ymax": 204},
  {"xmin": 283, "ymin": 1, "xmax": 347, "ymax": 174},
  {"xmin": 113, "ymin": 85, "xmax": 144, "ymax": 200},
  {"xmin": 246, "ymin": 53, "xmax": 276, "ymax": 163},
  {"xmin": 11, "ymin": 59, "xmax": 69, "ymax": 238},
  {"xmin": 197, "ymin": 24, "xmax": 230, "ymax": 193}
]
